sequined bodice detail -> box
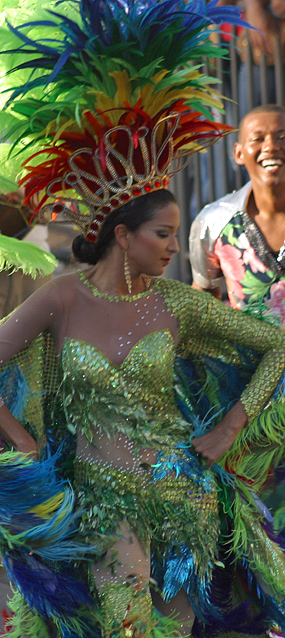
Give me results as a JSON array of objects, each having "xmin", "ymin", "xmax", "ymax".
[
  {"xmin": 54, "ymin": 276, "xmax": 285, "ymax": 455},
  {"xmin": 60, "ymin": 329, "xmax": 189, "ymax": 450}
]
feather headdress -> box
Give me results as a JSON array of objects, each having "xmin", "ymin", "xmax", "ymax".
[{"xmin": 1, "ymin": 0, "xmax": 248, "ymax": 240}]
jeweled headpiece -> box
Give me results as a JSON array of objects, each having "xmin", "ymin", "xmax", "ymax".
[{"xmin": 1, "ymin": 0, "xmax": 247, "ymax": 241}]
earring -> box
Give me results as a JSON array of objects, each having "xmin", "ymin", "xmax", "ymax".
[{"xmin": 124, "ymin": 250, "xmax": 132, "ymax": 295}]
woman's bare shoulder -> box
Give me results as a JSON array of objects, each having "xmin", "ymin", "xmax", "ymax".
[{"xmin": 48, "ymin": 271, "xmax": 82, "ymax": 298}]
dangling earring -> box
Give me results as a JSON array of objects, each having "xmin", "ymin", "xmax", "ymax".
[{"xmin": 124, "ymin": 250, "xmax": 132, "ymax": 295}]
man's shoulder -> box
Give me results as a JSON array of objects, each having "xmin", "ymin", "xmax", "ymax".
[
  {"xmin": 197, "ymin": 181, "xmax": 251, "ymax": 227},
  {"xmin": 189, "ymin": 182, "xmax": 252, "ymax": 249}
]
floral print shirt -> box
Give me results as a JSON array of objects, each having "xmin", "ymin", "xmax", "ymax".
[
  {"xmin": 213, "ymin": 211, "xmax": 285, "ymax": 324},
  {"xmin": 189, "ymin": 183, "xmax": 285, "ymax": 326}
]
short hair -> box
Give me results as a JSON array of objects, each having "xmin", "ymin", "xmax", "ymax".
[{"xmin": 238, "ymin": 104, "xmax": 285, "ymax": 141}]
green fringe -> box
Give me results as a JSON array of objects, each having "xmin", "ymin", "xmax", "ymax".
[
  {"xmin": 75, "ymin": 459, "xmax": 219, "ymax": 584},
  {"xmin": 221, "ymin": 398, "xmax": 285, "ymax": 491},
  {"xmin": 2, "ymin": 589, "xmax": 101, "ymax": 638},
  {"xmin": 2, "ymin": 590, "xmax": 51, "ymax": 638},
  {"xmin": 274, "ymin": 505, "xmax": 285, "ymax": 533},
  {"xmin": 229, "ymin": 490, "xmax": 285, "ymax": 603},
  {"xmin": 0, "ymin": 233, "xmax": 58, "ymax": 277},
  {"xmin": 152, "ymin": 611, "xmax": 182, "ymax": 638}
]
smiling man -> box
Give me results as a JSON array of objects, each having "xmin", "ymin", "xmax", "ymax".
[{"xmin": 189, "ymin": 104, "xmax": 285, "ymax": 321}]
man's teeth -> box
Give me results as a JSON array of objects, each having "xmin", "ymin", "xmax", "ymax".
[{"xmin": 261, "ymin": 159, "xmax": 283, "ymax": 168}]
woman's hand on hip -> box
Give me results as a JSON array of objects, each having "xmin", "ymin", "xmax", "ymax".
[{"xmin": 192, "ymin": 400, "xmax": 247, "ymax": 468}]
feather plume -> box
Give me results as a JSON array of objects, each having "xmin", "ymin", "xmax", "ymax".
[
  {"xmin": 0, "ymin": 0, "xmax": 250, "ymax": 224},
  {"xmin": 0, "ymin": 233, "xmax": 57, "ymax": 276},
  {"xmin": 3, "ymin": 551, "xmax": 92, "ymax": 617}
]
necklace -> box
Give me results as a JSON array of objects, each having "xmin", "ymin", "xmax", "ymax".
[
  {"xmin": 77, "ymin": 270, "xmax": 163, "ymax": 359},
  {"xmin": 77, "ymin": 270, "xmax": 154, "ymax": 302}
]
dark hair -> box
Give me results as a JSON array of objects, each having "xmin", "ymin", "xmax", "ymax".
[
  {"xmin": 238, "ymin": 104, "xmax": 285, "ymax": 141},
  {"xmin": 72, "ymin": 189, "xmax": 177, "ymax": 264}
]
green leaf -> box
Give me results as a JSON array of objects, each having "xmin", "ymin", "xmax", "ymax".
[
  {"xmin": 222, "ymin": 222, "xmax": 244, "ymax": 247},
  {"xmin": 241, "ymin": 269, "xmax": 275, "ymax": 300}
]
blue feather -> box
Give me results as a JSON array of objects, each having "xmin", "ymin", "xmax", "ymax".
[
  {"xmin": 5, "ymin": 20, "xmax": 64, "ymax": 55},
  {"xmin": 2, "ymin": 0, "xmax": 250, "ymax": 104},
  {"xmin": 48, "ymin": 48, "xmax": 79, "ymax": 83},
  {"xmin": 0, "ymin": 365, "xmax": 29, "ymax": 420},
  {"xmin": 152, "ymin": 543, "xmax": 222, "ymax": 621},
  {"xmin": 162, "ymin": 546, "xmax": 197, "ymax": 602},
  {"xmin": 3, "ymin": 550, "xmax": 92, "ymax": 618},
  {"xmin": 0, "ymin": 453, "xmax": 64, "ymax": 514}
]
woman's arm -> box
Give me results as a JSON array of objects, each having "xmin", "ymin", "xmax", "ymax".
[
  {"xmin": 192, "ymin": 400, "xmax": 247, "ymax": 466},
  {"xmin": 189, "ymin": 291, "xmax": 285, "ymax": 464},
  {"xmin": 0, "ymin": 279, "xmax": 63, "ymax": 458},
  {"xmin": 0, "ymin": 403, "xmax": 39, "ymax": 459},
  {"xmin": 196, "ymin": 292, "xmax": 285, "ymax": 417}
]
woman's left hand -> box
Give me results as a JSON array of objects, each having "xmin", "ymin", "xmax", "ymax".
[{"xmin": 192, "ymin": 400, "xmax": 248, "ymax": 468}]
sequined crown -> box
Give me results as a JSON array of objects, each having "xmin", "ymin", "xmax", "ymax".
[{"xmin": 37, "ymin": 113, "xmax": 181, "ymax": 242}]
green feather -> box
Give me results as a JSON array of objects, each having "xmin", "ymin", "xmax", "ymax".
[
  {"xmin": 4, "ymin": 590, "xmax": 51, "ymax": 638},
  {"xmin": 0, "ymin": 233, "xmax": 58, "ymax": 277}
]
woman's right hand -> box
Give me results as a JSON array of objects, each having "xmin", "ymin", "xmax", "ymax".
[
  {"xmin": 192, "ymin": 400, "xmax": 248, "ymax": 468},
  {"xmin": 0, "ymin": 405, "xmax": 39, "ymax": 461},
  {"xmin": 13, "ymin": 434, "xmax": 39, "ymax": 461}
]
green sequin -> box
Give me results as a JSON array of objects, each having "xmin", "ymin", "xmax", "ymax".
[
  {"xmin": 61, "ymin": 330, "xmax": 190, "ymax": 450},
  {"xmin": 74, "ymin": 457, "xmax": 219, "ymax": 571}
]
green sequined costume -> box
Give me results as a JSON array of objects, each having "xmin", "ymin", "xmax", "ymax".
[{"xmin": 1, "ymin": 275, "xmax": 285, "ymax": 636}]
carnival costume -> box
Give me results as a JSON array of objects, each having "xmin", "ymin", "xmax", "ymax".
[
  {"xmin": 1, "ymin": 1, "xmax": 285, "ymax": 637},
  {"xmin": 1, "ymin": 273, "xmax": 285, "ymax": 638}
]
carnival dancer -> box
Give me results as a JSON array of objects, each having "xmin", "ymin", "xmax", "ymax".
[{"xmin": 0, "ymin": 1, "xmax": 285, "ymax": 637}]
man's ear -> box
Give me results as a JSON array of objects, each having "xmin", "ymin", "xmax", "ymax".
[
  {"xmin": 233, "ymin": 141, "xmax": 245, "ymax": 166},
  {"xmin": 114, "ymin": 224, "xmax": 129, "ymax": 250}
]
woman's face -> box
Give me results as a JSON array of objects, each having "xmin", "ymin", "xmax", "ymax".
[{"xmin": 127, "ymin": 201, "xmax": 180, "ymax": 277}]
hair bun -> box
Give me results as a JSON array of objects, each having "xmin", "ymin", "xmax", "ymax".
[{"xmin": 72, "ymin": 235, "xmax": 97, "ymax": 264}]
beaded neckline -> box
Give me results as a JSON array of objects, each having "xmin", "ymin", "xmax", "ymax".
[{"xmin": 77, "ymin": 270, "xmax": 156, "ymax": 302}]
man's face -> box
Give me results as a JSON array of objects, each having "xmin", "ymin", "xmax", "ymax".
[{"xmin": 234, "ymin": 111, "xmax": 285, "ymax": 188}]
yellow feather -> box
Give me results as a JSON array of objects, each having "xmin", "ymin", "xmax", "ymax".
[
  {"xmin": 176, "ymin": 141, "xmax": 206, "ymax": 153},
  {"xmin": 109, "ymin": 70, "xmax": 132, "ymax": 104},
  {"xmin": 141, "ymin": 71, "xmax": 224, "ymax": 116},
  {"xmin": 86, "ymin": 91, "xmax": 123, "ymax": 125},
  {"xmin": 39, "ymin": 67, "xmax": 226, "ymax": 143},
  {"xmin": 29, "ymin": 493, "xmax": 65, "ymax": 520},
  {"xmin": 43, "ymin": 117, "xmax": 80, "ymax": 139},
  {"xmin": 53, "ymin": 118, "xmax": 82, "ymax": 141}
]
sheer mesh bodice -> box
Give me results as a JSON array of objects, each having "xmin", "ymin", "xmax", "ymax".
[
  {"xmin": 59, "ymin": 282, "xmax": 179, "ymax": 367},
  {"xmin": 0, "ymin": 270, "xmax": 178, "ymax": 364},
  {"xmin": 1, "ymin": 270, "xmax": 285, "ymax": 432}
]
